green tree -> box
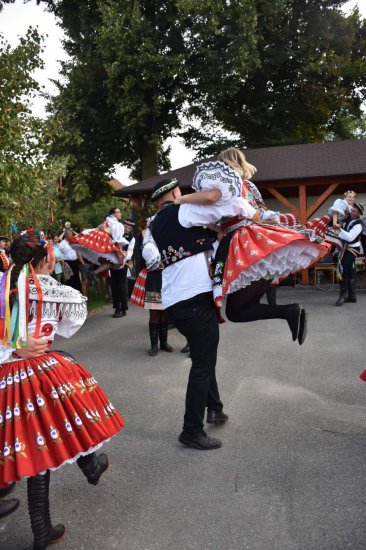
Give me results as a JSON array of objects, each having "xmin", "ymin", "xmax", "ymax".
[
  {"xmin": 183, "ymin": 0, "xmax": 366, "ymax": 154},
  {"xmin": 0, "ymin": 28, "xmax": 68, "ymax": 233},
  {"xmin": 40, "ymin": 0, "xmax": 258, "ymax": 187}
]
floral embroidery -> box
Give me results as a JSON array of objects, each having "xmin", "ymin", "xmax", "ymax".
[{"xmin": 162, "ymin": 245, "xmax": 192, "ymax": 266}]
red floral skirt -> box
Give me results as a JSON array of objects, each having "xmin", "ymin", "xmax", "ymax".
[
  {"xmin": 0, "ymin": 352, "xmax": 123, "ymax": 486},
  {"xmin": 222, "ymin": 224, "xmax": 330, "ymax": 296},
  {"xmin": 130, "ymin": 269, "xmax": 148, "ymax": 308},
  {"xmin": 70, "ymin": 231, "xmax": 122, "ymax": 265}
]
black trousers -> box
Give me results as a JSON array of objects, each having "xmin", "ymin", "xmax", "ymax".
[
  {"xmin": 168, "ymin": 292, "xmax": 222, "ymax": 435},
  {"xmin": 110, "ymin": 266, "xmax": 128, "ymax": 311},
  {"xmin": 340, "ymin": 250, "xmax": 356, "ymax": 279},
  {"xmin": 67, "ymin": 260, "xmax": 81, "ymax": 292}
]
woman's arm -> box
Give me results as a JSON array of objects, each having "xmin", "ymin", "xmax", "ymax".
[{"xmin": 175, "ymin": 189, "xmax": 222, "ymax": 206}]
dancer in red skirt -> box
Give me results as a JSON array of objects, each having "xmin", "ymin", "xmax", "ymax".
[
  {"xmin": 0, "ymin": 231, "xmax": 123, "ymax": 549},
  {"xmin": 70, "ymin": 207, "xmax": 129, "ymax": 274},
  {"xmin": 175, "ymin": 148, "xmax": 330, "ymax": 344},
  {"xmin": 130, "ymin": 218, "xmax": 174, "ymax": 356}
]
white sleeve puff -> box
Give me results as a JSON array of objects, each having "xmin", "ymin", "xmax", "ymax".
[
  {"xmin": 0, "ymin": 345, "xmax": 14, "ymax": 365},
  {"xmin": 191, "ymin": 177, "xmax": 236, "ymax": 205}
]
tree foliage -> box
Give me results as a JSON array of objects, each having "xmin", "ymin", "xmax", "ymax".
[
  {"xmin": 0, "ymin": 28, "xmax": 69, "ymax": 234},
  {"xmin": 183, "ymin": 0, "xmax": 366, "ymax": 154}
]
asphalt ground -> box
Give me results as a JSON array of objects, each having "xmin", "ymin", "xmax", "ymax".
[{"xmin": 2, "ymin": 287, "xmax": 366, "ymax": 550}]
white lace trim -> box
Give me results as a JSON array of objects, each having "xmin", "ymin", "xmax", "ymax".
[
  {"xmin": 29, "ymin": 300, "xmax": 87, "ymax": 321},
  {"xmin": 71, "ymin": 245, "xmax": 120, "ymax": 266},
  {"xmin": 226, "ymin": 241, "xmax": 327, "ymax": 294},
  {"xmin": 29, "ymin": 275, "xmax": 87, "ymax": 305},
  {"xmin": 192, "ymin": 161, "xmax": 242, "ymax": 205}
]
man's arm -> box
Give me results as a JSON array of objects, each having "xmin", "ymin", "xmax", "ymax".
[
  {"xmin": 178, "ymin": 197, "xmax": 258, "ymax": 228},
  {"xmin": 338, "ymin": 224, "xmax": 362, "ymax": 243}
]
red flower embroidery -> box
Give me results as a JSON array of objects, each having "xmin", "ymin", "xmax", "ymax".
[{"xmin": 41, "ymin": 323, "xmax": 53, "ymax": 337}]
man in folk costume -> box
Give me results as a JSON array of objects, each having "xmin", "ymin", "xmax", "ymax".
[
  {"xmin": 0, "ymin": 237, "xmax": 11, "ymax": 272},
  {"xmin": 151, "ymin": 178, "xmax": 256, "ymax": 450},
  {"xmin": 110, "ymin": 219, "xmax": 136, "ymax": 318},
  {"xmin": 336, "ymin": 202, "xmax": 364, "ymax": 306}
]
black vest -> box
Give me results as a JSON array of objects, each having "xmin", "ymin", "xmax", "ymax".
[
  {"xmin": 122, "ymin": 233, "xmax": 134, "ymax": 251},
  {"xmin": 344, "ymin": 218, "xmax": 362, "ymax": 246},
  {"xmin": 152, "ymin": 203, "xmax": 214, "ymax": 268}
]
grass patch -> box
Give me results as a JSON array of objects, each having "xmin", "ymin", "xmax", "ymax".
[{"xmin": 86, "ymin": 287, "xmax": 111, "ymax": 313}]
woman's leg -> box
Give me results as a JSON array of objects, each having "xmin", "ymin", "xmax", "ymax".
[
  {"xmin": 225, "ymin": 279, "xmax": 305, "ymax": 343},
  {"xmin": 27, "ymin": 471, "xmax": 65, "ymax": 550},
  {"xmin": 159, "ymin": 310, "xmax": 174, "ymax": 352}
]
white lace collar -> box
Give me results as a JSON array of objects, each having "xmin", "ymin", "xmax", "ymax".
[{"xmin": 29, "ymin": 275, "xmax": 85, "ymax": 304}]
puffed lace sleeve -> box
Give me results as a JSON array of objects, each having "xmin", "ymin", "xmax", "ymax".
[
  {"xmin": 328, "ymin": 198, "xmax": 348, "ymax": 217},
  {"xmin": 0, "ymin": 345, "xmax": 13, "ymax": 365},
  {"xmin": 32, "ymin": 276, "xmax": 88, "ymax": 339},
  {"xmin": 56, "ymin": 290, "xmax": 88, "ymax": 338},
  {"xmin": 192, "ymin": 161, "xmax": 242, "ymax": 205}
]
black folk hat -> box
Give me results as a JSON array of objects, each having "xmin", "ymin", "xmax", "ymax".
[
  {"xmin": 150, "ymin": 178, "xmax": 179, "ymax": 202},
  {"xmin": 353, "ymin": 202, "xmax": 364, "ymax": 216},
  {"xmin": 124, "ymin": 219, "xmax": 135, "ymax": 228}
]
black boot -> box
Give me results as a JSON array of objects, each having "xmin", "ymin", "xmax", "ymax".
[
  {"xmin": 77, "ymin": 452, "xmax": 108, "ymax": 485},
  {"xmin": 149, "ymin": 322, "xmax": 159, "ymax": 356},
  {"xmin": 0, "ymin": 498, "xmax": 20, "ymax": 518},
  {"xmin": 336, "ymin": 279, "xmax": 347, "ymax": 306},
  {"xmin": 347, "ymin": 278, "xmax": 357, "ymax": 303},
  {"xmin": 159, "ymin": 319, "xmax": 174, "ymax": 352},
  {"xmin": 27, "ymin": 471, "xmax": 65, "ymax": 550}
]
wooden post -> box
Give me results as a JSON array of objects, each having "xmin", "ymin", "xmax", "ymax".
[{"xmin": 298, "ymin": 184, "xmax": 309, "ymax": 284}]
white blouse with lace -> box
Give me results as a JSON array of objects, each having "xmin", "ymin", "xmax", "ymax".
[{"xmin": 0, "ymin": 274, "xmax": 87, "ymax": 365}]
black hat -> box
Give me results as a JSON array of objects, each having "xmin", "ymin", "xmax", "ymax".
[
  {"xmin": 151, "ymin": 178, "xmax": 179, "ymax": 202},
  {"xmin": 124, "ymin": 219, "xmax": 135, "ymax": 228},
  {"xmin": 0, "ymin": 236, "xmax": 9, "ymax": 241},
  {"xmin": 353, "ymin": 202, "xmax": 364, "ymax": 215}
]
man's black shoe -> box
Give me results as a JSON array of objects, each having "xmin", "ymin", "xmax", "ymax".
[
  {"xmin": 286, "ymin": 303, "xmax": 301, "ymax": 341},
  {"xmin": 178, "ymin": 430, "xmax": 222, "ymax": 450},
  {"xmin": 0, "ymin": 498, "xmax": 20, "ymax": 518},
  {"xmin": 121, "ymin": 310, "xmax": 127, "ymax": 317},
  {"xmin": 113, "ymin": 309, "xmax": 122, "ymax": 318},
  {"xmin": 298, "ymin": 308, "xmax": 308, "ymax": 345},
  {"xmin": 207, "ymin": 409, "xmax": 229, "ymax": 425}
]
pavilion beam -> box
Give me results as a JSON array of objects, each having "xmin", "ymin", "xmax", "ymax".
[
  {"xmin": 267, "ymin": 186, "xmax": 299, "ymax": 217},
  {"xmin": 306, "ymin": 182, "xmax": 339, "ymax": 219}
]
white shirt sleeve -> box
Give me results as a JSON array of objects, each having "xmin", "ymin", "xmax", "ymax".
[
  {"xmin": 107, "ymin": 216, "xmax": 127, "ymax": 244},
  {"xmin": 339, "ymin": 224, "xmax": 362, "ymax": 243},
  {"xmin": 125, "ymin": 237, "xmax": 136, "ymax": 261},
  {"xmin": 178, "ymin": 197, "xmax": 257, "ymax": 228}
]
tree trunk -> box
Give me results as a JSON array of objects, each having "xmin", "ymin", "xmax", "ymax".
[{"xmin": 140, "ymin": 141, "xmax": 159, "ymax": 179}]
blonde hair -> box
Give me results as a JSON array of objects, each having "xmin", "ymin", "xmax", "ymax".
[{"xmin": 218, "ymin": 148, "xmax": 257, "ymax": 180}]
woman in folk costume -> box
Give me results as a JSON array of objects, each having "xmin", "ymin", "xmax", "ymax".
[
  {"xmin": 70, "ymin": 207, "xmax": 129, "ymax": 274},
  {"xmin": 306, "ymin": 190, "xmax": 357, "ymax": 245},
  {"xmin": 130, "ymin": 218, "xmax": 174, "ymax": 356},
  {"xmin": 176, "ymin": 148, "xmax": 330, "ymax": 344},
  {"xmin": 0, "ymin": 231, "xmax": 123, "ymax": 549}
]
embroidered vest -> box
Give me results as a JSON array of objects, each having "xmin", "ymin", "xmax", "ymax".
[{"xmin": 152, "ymin": 204, "xmax": 214, "ymax": 268}]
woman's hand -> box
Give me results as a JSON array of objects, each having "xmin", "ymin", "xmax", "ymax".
[{"xmin": 251, "ymin": 211, "xmax": 261, "ymax": 223}]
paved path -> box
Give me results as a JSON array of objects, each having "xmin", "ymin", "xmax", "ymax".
[{"xmin": 2, "ymin": 288, "xmax": 366, "ymax": 550}]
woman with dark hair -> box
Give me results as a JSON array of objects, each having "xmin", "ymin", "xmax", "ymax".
[
  {"xmin": 0, "ymin": 231, "xmax": 124, "ymax": 549},
  {"xmin": 130, "ymin": 217, "xmax": 174, "ymax": 355}
]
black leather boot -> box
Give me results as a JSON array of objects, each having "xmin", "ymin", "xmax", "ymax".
[
  {"xmin": 27, "ymin": 471, "xmax": 65, "ymax": 550},
  {"xmin": 347, "ymin": 278, "xmax": 357, "ymax": 303},
  {"xmin": 336, "ymin": 279, "xmax": 347, "ymax": 306},
  {"xmin": 77, "ymin": 452, "xmax": 108, "ymax": 485},
  {"xmin": 0, "ymin": 498, "xmax": 20, "ymax": 518},
  {"xmin": 149, "ymin": 322, "xmax": 159, "ymax": 356},
  {"xmin": 159, "ymin": 319, "xmax": 174, "ymax": 352}
]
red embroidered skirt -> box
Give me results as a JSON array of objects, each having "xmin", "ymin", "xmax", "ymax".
[
  {"xmin": 0, "ymin": 352, "xmax": 123, "ymax": 485},
  {"xmin": 222, "ymin": 224, "xmax": 330, "ymax": 296},
  {"xmin": 130, "ymin": 269, "xmax": 148, "ymax": 308},
  {"xmin": 70, "ymin": 231, "xmax": 122, "ymax": 265}
]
